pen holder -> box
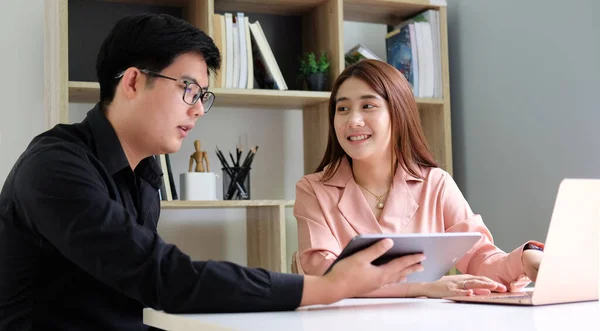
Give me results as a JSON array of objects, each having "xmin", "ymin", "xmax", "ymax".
[{"xmin": 222, "ymin": 166, "xmax": 251, "ymax": 200}]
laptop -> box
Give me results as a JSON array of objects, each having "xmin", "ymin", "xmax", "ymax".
[{"xmin": 444, "ymin": 178, "xmax": 600, "ymax": 306}]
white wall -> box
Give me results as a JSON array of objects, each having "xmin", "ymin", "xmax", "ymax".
[
  {"xmin": 448, "ymin": 0, "xmax": 600, "ymax": 251},
  {"xmin": 0, "ymin": 0, "xmax": 45, "ymax": 182}
]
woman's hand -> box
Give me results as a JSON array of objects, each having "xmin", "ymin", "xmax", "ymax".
[
  {"xmin": 522, "ymin": 249, "xmax": 543, "ymax": 282},
  {"xmin": 409, "ymin": 274, "xmax": 508, "ymax": 298}
]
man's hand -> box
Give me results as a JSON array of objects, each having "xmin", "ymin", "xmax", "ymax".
[
  {"xmin": 407, "ymin": 274, "xmax": 507, "ymax": 298},
  {"xmin": 300, "ymin": 239, "xmax": 426, "ymax": 306},
  {"xmin": 522, "ymin": 250, "xmax": 543, "ymax": 282}
]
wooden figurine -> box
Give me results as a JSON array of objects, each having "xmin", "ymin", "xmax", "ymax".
[{"xmin": 188, "ymin": 139, "xmax": 210, "ymax": 172}]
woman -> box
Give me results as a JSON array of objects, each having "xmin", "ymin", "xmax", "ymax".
[{"xmin": 293, "ymin": 59, "xmax": 544, "ymax": 298}]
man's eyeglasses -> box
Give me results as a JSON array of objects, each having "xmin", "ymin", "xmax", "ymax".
[{"xmin": 115, "ymin": 69, "xmax": 215, "ymax": 113}]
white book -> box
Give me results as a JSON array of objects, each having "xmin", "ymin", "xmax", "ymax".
[
  {"xmin": 232, "ymin": 22, "xmax": 240, "ymax": 88},
  {"xmin": 415, "ymin": 22, "xmax": 426, "ymax": 98},
  {"xmin": 237, "ymin": 12, "xmax": 248, "ymax": 89},
  {"xmin": 421, "ymin": 21, "xmax": 434, "ymax": 98},
  {"xmin": 248, "ymin": 21, "xmax": 287, "ymax": 90},
  {"xmin": 244, "ymin": 16, "xmax": 253, "ymax": 89},
  {"xmin": 254, "ymin": 21, "xmax": 287, "ymax": 90},
  {"xmin": 212, "ymin": 14, "xmax": 226, "ymax": 88},
  {"xmin": 224, "ymin": 13, "xmax": 234, "ymax": 88},
  {"xmin": 422, "ymin": 10, "xmax": 442, "ymax": 98}
]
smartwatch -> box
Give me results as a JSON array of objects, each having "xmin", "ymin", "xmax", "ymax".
[{"xmin": 523, "ymin": 243, "xmax": 543, "ymax": 252}]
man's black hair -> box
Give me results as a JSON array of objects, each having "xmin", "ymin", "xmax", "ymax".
[{"xmin": 96, "ymin": 13, "xmax": 221, "ymax": 106}]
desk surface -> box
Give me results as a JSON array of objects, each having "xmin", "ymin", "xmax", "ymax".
[{"xmin": 143, "ymin": 298, "xmax": 600, "ymax": 331}]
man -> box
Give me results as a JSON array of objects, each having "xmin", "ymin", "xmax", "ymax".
[{"xmin": 0, "ymin": 13, "xmax": 425, "ymax": 330}]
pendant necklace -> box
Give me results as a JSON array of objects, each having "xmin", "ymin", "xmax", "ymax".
[{"xmin": 356, "ymin": 182, "xmax": 390, "ymax": 209}]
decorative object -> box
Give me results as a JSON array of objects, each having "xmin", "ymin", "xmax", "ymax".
[
  {"xmin": 179, "ymin": 139, "xmax": 218, "ymax": 200},
  {"xmin": 188, "ymin": 139, "xmax": 210, "ymax": 172},
  {"xmin": 216, "ymin": 145, "xmax": 258, "ymax": 200},
  {"xmin": 298, "ymin": 51, "xmax": 330, "ymax": 91}
]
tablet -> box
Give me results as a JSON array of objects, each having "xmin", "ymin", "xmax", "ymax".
[{"xmin": 323, "ymin": 232, "xmax": 482, "ymax": 283}]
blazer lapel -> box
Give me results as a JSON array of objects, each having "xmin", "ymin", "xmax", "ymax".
[
  {"xmin": 324, "ymin": 158, "xmax": 383, "ymax": 235},
  {"xmin": 379, "ymin": 165, "xmax": 421, "ymax": 232},
  {"xmin": 338, "ymin": 176, "xmax": 383, "ymax": 234}
]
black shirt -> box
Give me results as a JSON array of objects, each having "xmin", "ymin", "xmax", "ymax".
[{"xmin": 0, "ymin": 104, "xmax": 303, "ymax": 330}]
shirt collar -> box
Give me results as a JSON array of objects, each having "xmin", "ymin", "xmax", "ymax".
[
  {"xmin": 85, "ymin": 103, "xmax": 163, "ymax": 189},
  {"xmin": 86, "ymin": 103, "xmax": 130, "ymax": 175}
]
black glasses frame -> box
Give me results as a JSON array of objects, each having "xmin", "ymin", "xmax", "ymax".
[{"xmin": 115, "ymin": 68, "xmax": 215, "ymax": 112}]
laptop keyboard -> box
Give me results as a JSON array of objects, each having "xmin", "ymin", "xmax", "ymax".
[{"xmin": 486, "ymin": 294, "xmax": 532, "ymax": 299}]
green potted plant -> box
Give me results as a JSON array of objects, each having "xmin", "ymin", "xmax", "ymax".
[{"xmin": 298, "ymin": 51, "xmax": 330, "ymax": 91}]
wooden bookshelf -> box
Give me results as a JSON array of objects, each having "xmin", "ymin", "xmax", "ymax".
[
  {"xmin": 45, "ymin": 0, "xmax": 453, "ymax": 273},
  {"xmin": 69, "ymin": 81, "xmax": 443, "ymax": 107},
  {"xmin": 68, "ymin": 81, "xmax": 330, "ymax": 109}
]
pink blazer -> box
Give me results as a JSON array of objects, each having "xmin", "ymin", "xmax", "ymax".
[{"xmin": 294, "ymin": 158, "xmax": 543, "ymax": 294}]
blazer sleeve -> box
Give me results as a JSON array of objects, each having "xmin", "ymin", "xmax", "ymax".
[
  {"xmin": 293, "ymin": 177, "xmax": 342, "ymax": 276},
  {"xmin": 440, "ymin": 172, "xmax": 544, "ymax": 291}
]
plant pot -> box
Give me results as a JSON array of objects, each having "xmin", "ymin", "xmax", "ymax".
[{"xmin": 305, "ymin": 72, "xmax": 329, "ymax": 91}]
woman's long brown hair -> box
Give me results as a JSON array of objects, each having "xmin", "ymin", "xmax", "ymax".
[{"xmin": 315, "ymin": 59, "xmax": 438, "ymax": 181}]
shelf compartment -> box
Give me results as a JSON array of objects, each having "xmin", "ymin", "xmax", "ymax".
[{"xmin": 160, "ymin": 198, "xmax": 293, "ymax": 273}]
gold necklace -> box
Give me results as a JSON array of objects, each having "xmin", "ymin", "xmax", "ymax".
[{"xmin": 356, "ymin": 182, "xmax": 390, "ymax": 209}]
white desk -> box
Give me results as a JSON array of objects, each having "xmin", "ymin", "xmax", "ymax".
[{"xmin": 143, "ymin": 298, "xmax": 600, "ymax": 331}]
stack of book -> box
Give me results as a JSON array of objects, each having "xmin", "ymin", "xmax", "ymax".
[
  {"xmin": 344, "ymin": 9, "xmax": 442, "ymax": 99},
  {"xmin": 212, "ymin": 13, "xmax": 288, "ymax": 90},
  {"xmin": 385, "ymin": 9, "xmax": 443, "ymax": 99}
]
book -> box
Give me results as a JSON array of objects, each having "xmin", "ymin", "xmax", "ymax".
[
  {"xmin": 212, "ymin": 14, "xmax": 226, "ymax": 88},
  {"xmin": 244, "ymin": 16, "xmax": 253, "ymax": 89},
  {"xmin": 224, "ymin": 13, "xmax": 234, "ymax": 88},
  {"xmin": 248, "ymin": 20, "xmax": 287, "ymax": 90},
  {"xmin": 164, "ymin": 154, "xmax": 178, "ymax": 200},
  {"xmin": 389, "ymin": 10, "xmax": 441, "ymax": 98},
  {"xmin": 237, "ymin": 12, "xmax": 248, "ymax": 88},
  {"xmin": 345, "ymin": 44, "xmax": 382, "ymax": 67},
  {"xmin": 386, "ymin": 25, "xmax": 415, "ymax": 91}
]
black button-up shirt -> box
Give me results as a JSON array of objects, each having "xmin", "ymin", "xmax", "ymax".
[{"xmin": 0, "ymin": 104, "xmax": 303, "ymax": 330}]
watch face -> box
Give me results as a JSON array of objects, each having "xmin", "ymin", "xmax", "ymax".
[{"xmin": 525, "ymin": 243, "xmax": 543, "ymax": 251}]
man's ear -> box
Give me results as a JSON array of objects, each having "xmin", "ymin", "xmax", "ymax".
[{"xmin": 119, "ymin": 68, "xmax": 142, "ymax": 100}]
